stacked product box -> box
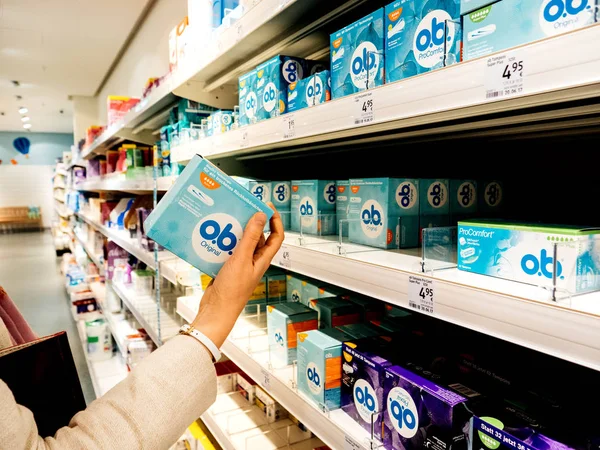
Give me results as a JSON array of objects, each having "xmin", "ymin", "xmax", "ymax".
[
  {"xmin": 449, "ymin": 179, "xmax": 478, "ymax": 224},
  {"xmin": 288, "ymin": 70, "xmax": 332, "ymax": 112},
  {"xmin": 384, "ymin": 0, "xmax": 461, "ymax": 84},
  {"xmin": 335, "ymin": 180, "xmax": 350, "ymax": 237},
  {"xmin": 256, "ymin": 55, "xmax": 309, "ymax": 121},
  {"xmin": 297, "ymin": 330, "xmax": 344, "ymax": 410},
  {"xmin": 291, "ymin": 180, "xmax": 337, "ymax": 235},
  {"xmin": 330, "ymin": 9, "xmax": 385, "ymax": 99},
  {"xmin": 457, "ymin": 219, "xmax": 600, "ymax": 293},
  {"xmin": 462, "ymin": 0, "xmax": 598, "ymax": 61},
  {"xmin": 286, "ymin": 273, "xmax": 305, "ymax": 303},
  {"xmin": 478, "ymin": 180, "xmax": 504, "ymax": 216},
  {"xmin": 308, "ymin": 297, "xmax": 361, "ymax": 329},
  {"xmin": 239, "ymin": 70, "xmax": 258, "ymax": 126},
  {"xmin": 348, "ymin": 178, "xmax": 420, "ymax": 249},
  {"xmin": 272, "ymin": 181, "xmax": 292, "ymax": 230},
  {"xmin": 267, "ymin": 303, "xmax": 318, "ymax": 368},
  {"xmin": 419, "ymin": 179, "xmax": 450, "ymax": 242}
]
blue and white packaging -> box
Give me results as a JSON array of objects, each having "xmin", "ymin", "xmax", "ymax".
[
  {"xmin": 460, "ymin": 0, "xmax": 499, "ymax": 14},
  {"xmin": 419, "ymin": 179, "xmax": 450, "ymax": 239},
  {"xmin": 463, "ymin": 0, "xmax": 598, "ymax": 61},
  {"xmin": 267, "ymin": 303, "xmax": 318, "ymax": 368},
  {"xmin": 256, "ymin": 55, "xmax": 308, "ymax": 121},
  {"xmin": 457, "ymin": 220, "xmax": 600, "ymax": 293},
  {"xmin": 291, "ymin": 180, "xmax": 337, "ymax": 235},
  {"xmin": 248, "ymin": 181, "xmax": 272, "ymax": 204},
  {"xmin": 478, "ymin": 180, "xmax": 503, "ymax": 215},
  {"xmin": 212, "ymin": 0, "xmax": 239, "ymax": 27},
  {"xmin": 385, "ymin": 0, "xmax": 461, "ymax": 84},
  {"xmin": 272, "ymin": 181, "xmax": 291, "ymax": 230},
  {"xmin": 288, "ymin": 71, "xmax": 332, "ymax": 112},
  {"xmin": 239, "ymin": 70, "xmax": 258, "ymax": 127},
  {"xmin": 297, "ymin": 330, "xmax": 343, "ymax": 410},
  {"xmin": 144, "ymin": 155, "xmax": 274, "ymax": 278},
  {"xmin": 286, "ymin": 273, "xmax": 304, "ymax": 303},
  {"xmin": 348, "ymin": 178, "xmax": 420, "ymax": 249},
  {"xmin": 341, "ymin": 336, "xmax": 395, "ymax": 441},
  {"xmin": 336, "ymin": 180, "xmax": 350, "ymax": 237},
  {"xmin": 449, "ymin": 179, "xmax": 477, "ymax": 223},
  {"xmin": 330, "ymin": 9, "xmax": 385, "ymax": 99},
  {"xmin": 211, "ymin": 110, "xmax": 234, "ymax": 135}
]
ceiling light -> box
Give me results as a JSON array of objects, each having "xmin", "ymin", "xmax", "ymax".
[
  {"xmin": 23, "ymin": 123, "xmax": 32, "ymax": 129},
  {"xmin": 21, "ymin": 116, "xmax": 30, "ymax": 122},
  {"xmin": 18, "ymin": 107, "xmax": 28, "ymax": 114}
]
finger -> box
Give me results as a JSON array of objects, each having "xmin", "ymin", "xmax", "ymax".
[
  {"xmin": 254, "ymin": 204, "xmax": 284, "ymax": 272},
  {"xmin": 257, "ymin": 233, "xmax": 266, "ymax": 249},
  {"xmin": 236, "ymin": 212, "xmax": 267, "ymax": 260}
]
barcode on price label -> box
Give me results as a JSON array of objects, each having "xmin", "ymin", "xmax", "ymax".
[
  {"xmin": 485, "ymin": 51, "xmax": 525, "ymax": 100},
  {"xmin": 353, "ymin": 92, "xmax": 374, "ymax": 125},
  {"xmin": 260, "ymin": 368, "xmax": 271, "ymax": 390},
  {"xmin": 407, "ymin": 275, "xmax": 435, "ymax": 314}
]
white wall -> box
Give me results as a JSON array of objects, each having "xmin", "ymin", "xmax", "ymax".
[
  {"xmin": 95, "ymin": 0, "xmax": 187, "ymax": 121},
  {"xmin": 72, "ymin": 96, "xmax": 99, "ymax": 146},
  {"xmin": 0, "ymin": 166, "xmax": 55, "ymax": 227}
]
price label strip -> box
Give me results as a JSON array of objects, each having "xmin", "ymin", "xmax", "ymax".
[
  {"xmin": 260, "ymin": 367, "xmax": 271, "ymax": 390},
  {"xmin": 278, "ymin": 245, "xmax": 291, "ymax": 269},
  {"xmin": 240, "ymin": 130, "xmax": 249, "ymax": 148},
  {"xmin": 282, "ymin": 115, "xmax": 295, "ymax": 140},
  {"xmin": 485, "ymin": 51, "xmax": 525, "ymax": 100},
  {"xmin": 353, "ymin": 91, "xmax": 374, "ymax": 125},
  {"xmin": 407, "ymin": 275, "xmax": 435, "ymax": 315}
]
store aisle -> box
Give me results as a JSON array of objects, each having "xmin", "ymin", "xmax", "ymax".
[{"xmin": 0, "ymin": 231, "xmax": 96, "ymax": 404}]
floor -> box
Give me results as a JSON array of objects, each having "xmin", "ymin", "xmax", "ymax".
[{"xmin": 0, "ymin": 231, "xmax": 96, "ymax": 404}]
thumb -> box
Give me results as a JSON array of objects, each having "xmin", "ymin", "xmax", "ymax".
[{"xmin": 236, "ymin": 212, "xmax": 267, "ymax": 259}]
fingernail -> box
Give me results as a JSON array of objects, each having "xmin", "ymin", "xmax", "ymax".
[{"xmin": 255, "ymin": 212, "xmax": 267, "ymax": 226}]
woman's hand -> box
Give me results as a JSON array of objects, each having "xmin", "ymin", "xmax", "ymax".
[{"xmin": 192, "ymin": 203, "xmax": 284, "ymax": 347}]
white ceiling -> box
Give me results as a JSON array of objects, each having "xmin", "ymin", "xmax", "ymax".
[{"xmin": 0, "ymin": 0, "xmax": 150, "ymax": 133}]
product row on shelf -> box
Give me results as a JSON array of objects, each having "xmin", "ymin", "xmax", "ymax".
[
  {"xmin": 68, "ymin": 0, "xmax": 600, "ymax": 173},
  {"xmin": 60, "ymin": 193, "xmax": 600, "ymax": 450}
]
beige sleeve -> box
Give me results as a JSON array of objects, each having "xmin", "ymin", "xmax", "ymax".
[{"xmin": 0, "ymin": 335, "xmax": 217, "ymax": 450}]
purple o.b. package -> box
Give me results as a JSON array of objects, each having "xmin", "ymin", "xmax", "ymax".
[
  {"xmin": 341, "ymin": 337, "xmax": 395, "ymax": 441},
  {"xmin": 382, "ymin": 365, "xmax": 469, "ymax": 450}
]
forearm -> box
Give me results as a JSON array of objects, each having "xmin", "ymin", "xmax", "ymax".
[{"xmin": 0, "ymin": 335, "xmax": 216, "ymax": 450}]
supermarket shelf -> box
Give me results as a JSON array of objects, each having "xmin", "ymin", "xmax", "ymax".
[
  {"xmin": 73, "ymin": 231, "xmax": 104, "ymax": 270},
  {"xmin": 173, "ymin": 24, "xmax": 600, "ymax": 162},
  {"xmin": 54, "ymin": 205, "xmax": 72, "ymax": 219},
  {"xmin": 268, "ymin": 232, "xmax": 600, "ymax": 372},
  {"xmin": 79, "ymin": 0, "xmax": 364, "ymax": 160},
  {"xmin": 201, "ymin": 391, "xmax": 325, "ymax": 450},
  {"xmin": 75, "ymin": 175, "xmax": 176, "ymax": 193},
  {"xmin": 110, "ymin": 281, "xmax": 180, "ymax": 346},
  {"xmin": 76, "ymin": 213, "xmax": 157, "ymax": 269},
  {"xmin": 89, "ymin": 281, "xmax": 134, "ymax": 358},
  {"xmin": 178, "ymin": 298, "xmax": 376, "ymax": 450},
  {"xmin": 75, "ymin": 212, "xmax": 185, "ymax": 285},
  {"xmin": 54, "ymin": 196, "xmax": 65, "ymax": 203}
]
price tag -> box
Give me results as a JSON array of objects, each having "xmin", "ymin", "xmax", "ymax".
[
  {"xmin": 260, "ymin": 367, "xmax": 271, "ymax": 390},
  {"xmin": 485, "ymin": 51, "xmax": 525, "ymax": 100},
  {"xmin": 407, "ymin": 275, "xmax": 435, "ymax": 314},
  {"xmin": 235, "ymin": 23, "xmax": 243, "ymax": 42},
  {"xmin": 344, "ymin": 435, "xmax": 362, "ymax": 450},
  {"xmin": 278, "ymin": 245, "xmax": 291, "ymax": 269},
  {"xmin": 240, "ymin": 130, "xmax": 249, "ymax": 148},
  {"xmin": 282, "ymin": 115, "xmax": 295, "ymax": 140},
  {"xmin": 353, "ymin": 92, "xmax": 374, "ymax": 125}
]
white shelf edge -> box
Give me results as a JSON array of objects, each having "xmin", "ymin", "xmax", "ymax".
[
  {"xmin": 110, "ymin": 281, "xmax": 163, "ymax": 347},
  {"xmin": 173, "ymin": 24, "xmax": 600, "ymax": 162},
  {"xmin": 76, "ymin": 213, "xmax": 157, "ymax": 269},
  {"xmin": 90, "ymin": 281, "xmax": 129, "ymax": 358},
  {"xmin": 73, "ymin": 231, "xmax": 105, "ymax": 272},
  {"xmin": 177, "ymin": 300, "xmax": 374, "ymax": 450},
  {"xmin": 200, "ymin": 410, "xmax": 235, "ymax": 450}
]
